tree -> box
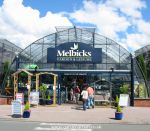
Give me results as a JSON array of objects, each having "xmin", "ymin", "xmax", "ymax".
[
  {"xmin": 137, "ymin": 55, "xmax": 148, "ymax": 79},
  {"xmin": 0, "ymin": 61, "xmax": 10, "ymax": 86},
  {"xmin": 3, "ymin": 61, "xmax": 10, "ymax": 74}
]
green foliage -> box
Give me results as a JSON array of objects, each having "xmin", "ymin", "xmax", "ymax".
[
  {"xmin": 135, "ymin": 83, "xmax": 146, "ymax": 98},
  {"xmin": 3, "ymin": 61, "xmax": 10, "ymax": 74},
  {"xmin": 47, "ymin": 95, "xmax": 51, "ymax": 100},
  {"xmin": 20, "ymin": 72, "xmax": 28, "ymax": 77},
  {"xmin": 116, "ymin": 104, "xmax": 122, "ymax": 113},
  {"xmin": 25, "ymin": 64, "xmax": 39, "ymax": 69},
  {"xmin": 24, "ymin": 101, "xmax": 30, "ymax": 111},
  {"xmin": 120, "ymin": 84, "xmax": 129, "ymax": 94},
  {"xmin": 39, "ymin": 84, "xmax": 47, "ymax": 99},
  {"xmin": 137, "ymin": 55, "xmax": 148, "ymax": 79},
  {"xmin": 39, "ymin": 84, "xmax": 47, "ymax": 92},
  {"xmin": 115, "ymin": 95, "xmax": 119, "ymax": 104},
  {"xmin": 0, "ymin": 61, "xmax": 10, "ymax": 87}
]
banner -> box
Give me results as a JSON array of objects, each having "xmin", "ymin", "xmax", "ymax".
[
  {"xmin": 11, "ymin": 100, "xmax": 22, "ymax": 116},
  {"xmin": 119, "ymin": 94, "xmax": 130, "ymax": 107},
  {"xmin": 16, "ymin": 93, "xmax": 24, "ymax": 104},
  {"xmin": 30, "ymin": 92, "xmax": 39, "ymax": 105},
  {"xmin": 47, "ymin": 42, "xmax": 102, "ymax": 63}
]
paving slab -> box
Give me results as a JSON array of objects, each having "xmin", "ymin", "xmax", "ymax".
[{"xmin": 0, "ymin": 104, "xmax": 150, "ymax": 124}]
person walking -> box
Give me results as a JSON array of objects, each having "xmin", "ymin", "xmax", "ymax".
[
  {"xmin": 87, "ymin": 86, "xmax": 94, "ymax": 109},
  {"xmin": 70, "ymin": 88, "xmax": 74, "ymax": 101},
  {"xmin": 81, "ymin": 87, "xmax": 88, "ymax": 111},
  {"xmin": 74, "ymin": 86, "xmax": 80, "ymax": 104}
]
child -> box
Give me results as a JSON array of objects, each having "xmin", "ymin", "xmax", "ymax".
[{"xmin": 81, "ymin": 87, "xmax": 88, "ymax": 111}]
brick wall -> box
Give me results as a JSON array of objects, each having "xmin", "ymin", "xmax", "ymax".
[
  {"xmin": 134, "ymin": 99, "xmax": 150, "ymax": 107},
  {"xmin": 0, "ymin": 97, "xmax": 13, "ymax": 105},
  {"xmin": 0, "ymin": 98, "xmax": 7, "ymax": 105}
]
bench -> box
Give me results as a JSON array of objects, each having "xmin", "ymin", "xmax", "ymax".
[{"xmin": 94, "ymin": 94, "xmax": 110, "ymax": 105}]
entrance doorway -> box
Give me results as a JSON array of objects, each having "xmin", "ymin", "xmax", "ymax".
[
  {"xmin": 61, "ymin": 74, "xmax": 87, "ymax": 88},
  {"xmin": 61, "ymin": 74, "xmax": 87, "ymax": 102}
]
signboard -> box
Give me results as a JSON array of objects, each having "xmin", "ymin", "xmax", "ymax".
[
  {"xmin": 11, "ymin": 100, "xmax": 22, "ymax": 116},
  {"xmin": 119, "ymin": 94, "xmax": 130, "ymax": 107},
  {"xmin": 29, "ymin": 92, "xmax": 39, "ymax": 105},
  {"xmin": 47, "ymin": 42, "xmax": 102, "ymax": 63},
  {"xmin": 16, "ymin": 93, "xmax": 24, "ymax": 104}
]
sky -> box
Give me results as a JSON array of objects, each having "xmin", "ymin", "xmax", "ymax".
[{"xmin": 0, "ymin": 0, "xmax": 150, "ymax": 53}]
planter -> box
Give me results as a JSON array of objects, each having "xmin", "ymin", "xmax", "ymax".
[
  {"xmin": 39, "ymin": 99, "xmax": 46, "ymax": 105},
  {"xmin": 46, "ymin": 100, "xmax": 53, "ymax": 105},
  {"xmin": 115, "ymin": 112, "xmax": 123, "ymax": 120},
  {"xmin": 114, "ymin": 102, "xmax": 118, "ymax": 107},
  {"xmin": 23, "ymin": 110, "xmax": 31, "ymax": 118}
]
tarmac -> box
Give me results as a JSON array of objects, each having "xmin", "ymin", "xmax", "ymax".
[{"xmin": 0, "ymin": 104, "xmax": 150, "ymax": 124}]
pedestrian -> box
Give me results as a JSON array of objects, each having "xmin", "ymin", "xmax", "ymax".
[
  {"xmin": 70, "ymin": 88, "xmax": 74, "ymax": 101},
  {"xmin": 74, "ymin": 85, "xmax": 80, "ymax": 104},
  {"xmin": 81, "ymin": 87, "xmax": 88, "ymax": 111},
  {"xmin": 87, "ymin": 86, "xmax": 94, "ymax": 109}
]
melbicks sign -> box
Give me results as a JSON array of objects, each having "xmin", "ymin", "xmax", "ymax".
[{"xmin": 47, "ymin": 42, "xmax": 102, "ymax": 63}]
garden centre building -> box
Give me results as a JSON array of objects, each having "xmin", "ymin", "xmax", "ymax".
[
  {"xmin": 0, "ymin": 39, "xmax": 22, "ymax": 89},
  {"xmin": 1, "ymin": 27, "xmax": 149, "ymax": 106},
  {"xmin": 135, "ymin": 45, "xmax": 150, "ymax": 93}
]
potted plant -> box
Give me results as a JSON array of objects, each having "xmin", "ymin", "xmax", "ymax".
[
  {"xmin": 39, "ymin": 84, "xmax": 47, "ymax": 105},
  {"xmin": 115, "ymin": 104, "xmax": 123, "ymax": 120},
  {"xmin": 46, "ymin": 95, "xmax": 53, "ymax": 105},
  {"xmin": 120, "ymin": 84, "xmax": 129, "ymax": 94},
  {"xmin": 23, "ymin": 101, "xmax": 31, "ymax": 118},
  {"xmin": 115, "ymin": 95, "xmax": 119, "ymax": 107}
]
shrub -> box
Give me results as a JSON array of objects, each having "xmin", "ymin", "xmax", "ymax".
[
  {"xmin": 47, "ymin": 95, "xmax": 51, "ymax": 100},
  {"xmin": 120, "ymin": 84, "xmax": 129, "ymax": 94},
  {"xmin": 116, "ymin": 105, "xmax": 122, "ymax": 113},
  {"xmin": 24, "ymin": 101, "xmax": 30, "ymax": 111},
  {"xmin": 115, "ymin": 95, "xmax": 119, "ymax": 104},
  {"xmin": 39, "ymin": 84, "xmax": 47, "ymax": 99}
]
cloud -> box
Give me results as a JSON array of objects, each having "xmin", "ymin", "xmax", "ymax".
[
  {"xmin": 137, "ymin": 20, "xmax": 150, "ymax": 35},
  {"xmin": 124, "ymin": 33, "xmax": 150, "ymax": 51},
  {"xmin": 70, "ymin": 1, "xmax": 130, "ymax": 40},
  {"xmin": 0, "ymin": 0, "xmax": 72, "ymax": 48},
  {"xmin": 0, "ymin": 0, "xmax": 150, "ymax": 52},
  {"xmin": 70, "ymin": 0, "xmax": 150, "ymax": 52},
  {"xmin": 106, "ymin": 0, "xmax": 146, "ymax": 18},
  {"xmin": 122, "ymin": 21, "xmax": 150, "ymax": 52}
]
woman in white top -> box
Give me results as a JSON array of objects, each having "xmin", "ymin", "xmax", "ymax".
[{"xmin": 81, "ymin": 87, "xmax": 88, "ymax": 111}]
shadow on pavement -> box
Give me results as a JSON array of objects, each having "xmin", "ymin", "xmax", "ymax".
[
  {"xmin": 71, "ymin": 106, "xmax": 83, "ymax": 110},
  {"xmin": 109, "ymin": 118, "xmax": 118, "ymax": 120}
]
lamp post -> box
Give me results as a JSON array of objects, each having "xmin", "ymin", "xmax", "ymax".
[
  {"xmin": 110, "ymin": 67, "xmax": 114, "ymax": 83},
  {"xmin": 110, "ymin": 67, "xmax": 114, "ymax": 106},
  {"xmin": 15, "ymin": 52, "xmax": 19, "ymax": 71}
]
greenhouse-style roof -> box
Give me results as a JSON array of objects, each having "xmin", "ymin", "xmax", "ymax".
[
  {"xmin": 0, "ymin": 39, "xmax": 22, "ymax": 72},
  {"xmin": 1, "ymin": 27, "xmax": 149, "ymax": 98},
  {"xmin": 135, "ymin": 44, "xmax": 150, "ymax": 57},
  {"xmin": 19, "ymin": 27, "xmax": 131, "ymax": 70}
]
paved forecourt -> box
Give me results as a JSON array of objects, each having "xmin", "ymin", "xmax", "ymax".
[{"xmin": 0, "ymin": 104, "xmax": 150, "ymax": 124}]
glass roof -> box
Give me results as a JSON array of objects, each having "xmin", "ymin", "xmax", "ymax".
[
  {"xmin": 19, "ymin": 27, "xmax": 131, "ymax": 66},
  {"xmin": 1, "ymin": 27, "xmax": 149, "ymax": 97},
  {"xmin": 135, "ymin": 44, "xmax": 150, "ymax": 56},
  {"xmin": 0, "ymin": 39, "xmax": 22, "ymax": 53},
  {"xmin": 0, "ymin": 39, "xmax": 22, "ymax": 72}
]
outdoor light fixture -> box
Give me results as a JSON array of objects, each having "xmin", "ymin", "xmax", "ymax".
[
  {"xmin": 110, "ymin": 67, "xmax": 114, "ymax": 72},
  {"xmin": 109, "ymin": 67, "xmax": 114, "ymax": 81},
  {"xmin": 15, "ymin": 51, "xmax": 19, "ymax": 70},
  {"xmin": 109, "ymin": 67, "xmax": 114, "ymax": 106}
]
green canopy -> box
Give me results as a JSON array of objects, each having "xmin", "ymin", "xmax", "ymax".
[{"xmin": 25, "ymin": 64, "xmax": 39, "ymax": 69}]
